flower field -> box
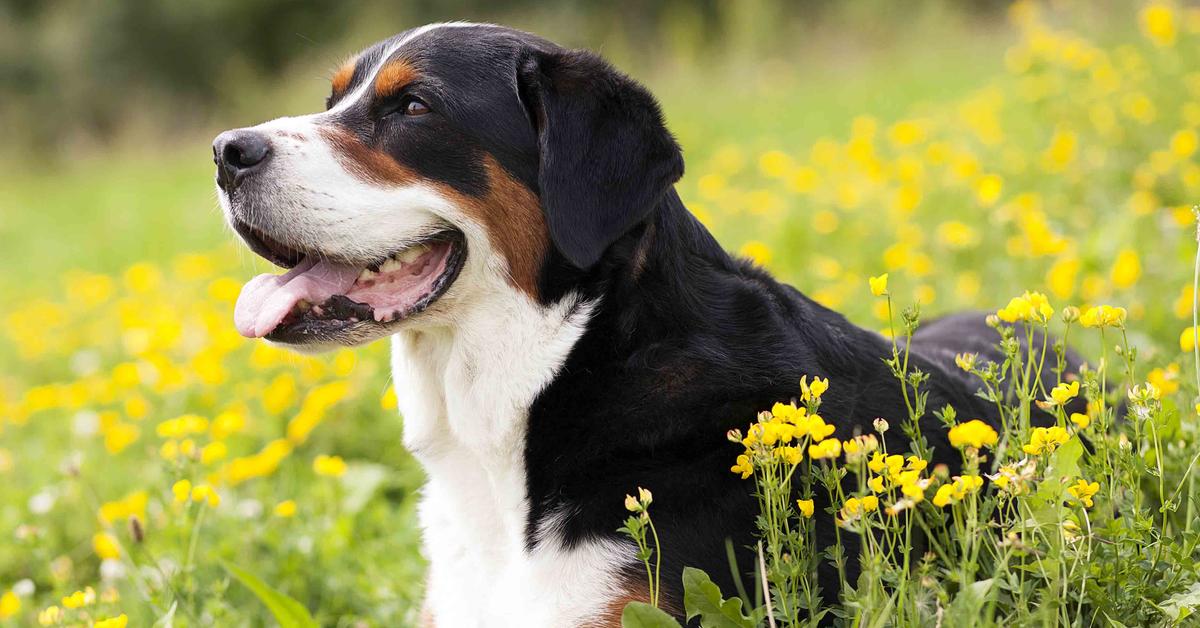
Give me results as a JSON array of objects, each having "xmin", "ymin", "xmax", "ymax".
[{"xmin": 3, "ymin": 1, "xmax": 1200, "ymax": 626}]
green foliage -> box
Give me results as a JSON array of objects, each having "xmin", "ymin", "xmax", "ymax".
[
  {"xmin": 221, "ymin": 561, "xmax": 318, "ymax": 628},
  {"xmin": 622, "ymin": 602, "xmax": 683, "ymax": 628},
  {"xmin": 683, "ymin": 567, "xmax": 761, "ymax": 628}
]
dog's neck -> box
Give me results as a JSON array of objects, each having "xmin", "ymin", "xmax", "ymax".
[
  {"xmin": 391, "ymin": 266, "xmax": 593, "ymax": 462},
  {"xmin": 393, "ymin": 189, "xmax": 740, "ymax": 452}
]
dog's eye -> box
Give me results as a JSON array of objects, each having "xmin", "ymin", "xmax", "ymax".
[{"xmin": 403, "ymin": 98, "xmax": 430, "ymax": 116}]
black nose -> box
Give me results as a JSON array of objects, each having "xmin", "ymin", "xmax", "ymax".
[{"xmin": 213, "ymin": 129, "xmax": 271, "ymax": 191}]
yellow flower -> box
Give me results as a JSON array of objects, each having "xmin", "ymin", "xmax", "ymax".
[
  {"xmin": 839, "ymin": 496, "xmax": 875, "ymax": 523},
  {"xmin": 0, "ymin": 591, "xmax": 19, "ymax": 619},
  {"xmin": 947, "ymin": 419, "xmax": 999, "ymax": 449},
  {"xmin": 1181, "ymin": 326, "xmax": 1199, "ymax": 352},
  {"xmin": 774, "ymin": 446, "xmax": 802, "ymax": 465},
  {"xmin": 1048, "ymin": 381, "xmax": 1081, "ymax": 406},
  {"xmin": 1141, "ymin": 2, "xmax": 1177, "ymax": 46},
  {"xmin": 794, "ymin": 414, "xmax": 835, "ymax": 442},
  {"xmin": 1068, "ymin": 478, "xmax": 1100, "ymax": 508},
  {"xmin": 869, "ymin": 273, "xmax": 889, "ymax": 297},
  {"xmin": 61, "ymin": 588, "xmax": 94, "ymax": 609},
  {"xmin": 868, "ymin": 452, "xmax": 887, "ymax": 474},
  {"xmin": 868, "ymin": 476, "xmax": 886, "ymax": 492},
  {"xmin": 883, "ymin": 454, "xmax": 906, "ymax": 480},
  {"xmin": 799, "ymin": 376, "xmax": 829, "ymax": 402},
  {"xmin": 200, "ymin": 441, "xmax": 228, "ymax": 465},
  {"xmin": 1110, "ymin": 249, "xmax": 1141, "ymax": 289},
  {"xmin": 997, "ymin": 291, "xmax": 1054, "ymax": 324},
  {"xmin": 1148, "ymin": 364, "xmax": 1182, "ymax": 395},
  {"xmin": 160, "ymin": 439, "xmax": 180, "ymax": 461},
  {"xmin": 274, "ymin": 500, "xmax": 298, "ymax": 518},
  {"xmin": 932, "ymin": 475, "xmax": 984, "ymax": 508},
  {"xmin": 1022, "ymin": 426, "xmax": 1071, "ymax": 455},
  {"xmin": 1070, "ymin": 413, "xmax": 1091, "ymax": 429},
  {"xmin": 796, "ymin": 499, "xmax": 815, "ymax": 518},
  {"xmin": 190, "ymin": 484, "xmax": 220, "ymax": 508},
  {"xmin": 313, "ymin": 454, "xmax": 348, "ymax": 478},
  {"xmin": 1172, "ymin": 129, "xmax": 1199, "ymax": 159},
  {"xmin": 901, "ymin": 481, "xmax": 928, "ymax": 502},
  {"xmin": 1080, "ymin": 305, "xmax": 1128, "ymax": 328},
  {"xmin": 172, "ymin": 479, "xmax": 192, "ymax": 503},
  {"xmin": 974, "ymin": 174, "xmax": 1003, "ymax": 207},
  {"xmin": 95, "ymin": 615, "xmax": 129, "ymax": 628},
  {"xmin": 770, "ymin": 402, "xmax": 801, "ymax": 422},
  {"xmin": 731, "ymin": 454, "xmax": 754, "ymax": 479},
  {"xmin": 954, "ymin": 353, "xmax": 977, "ymax": 372},
  {"xmin": 739, "ymin": 241, "xmax": 772, "ymax": 266},
  {"xmin": 38, "ymin": 605, "xmax": 62, "ymax": 626},
  {"xmin": 932, "ymin": 485, "xmax": 955, "ymax": 507},
  {"xmin": 807, "ymin": 438, "xmax": 842, "ymax": 460},
  {"xmin": 93, "ymin": 532, "xmax": 121, "ymax": 560}
]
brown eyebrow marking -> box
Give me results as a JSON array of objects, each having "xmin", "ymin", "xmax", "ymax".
[
  {"xmin": 374, "ymin": 60, "xmax": 419, "ymax": 98},
  {"xmin": 330, "ymin": 57, "xmax": 358, "ymax": 96}
]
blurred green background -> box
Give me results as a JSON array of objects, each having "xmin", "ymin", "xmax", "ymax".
[{"xmin": 0, "ymin": 0, "xmax": 1021, "ymax": 289}]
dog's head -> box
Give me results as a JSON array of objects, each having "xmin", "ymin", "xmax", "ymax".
[{"xmin": 214, "ymin": 23, "xmax": 683, "ymax": 349}]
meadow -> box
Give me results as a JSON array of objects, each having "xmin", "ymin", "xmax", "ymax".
[{"xmin": 2, "ymin": 1, "xmax": 1200, "ymax": 625}]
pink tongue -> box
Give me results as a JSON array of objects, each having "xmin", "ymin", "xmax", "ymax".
[{"xmin": 234, "ymin": 258, "xmax": 361, "ymax": 338}]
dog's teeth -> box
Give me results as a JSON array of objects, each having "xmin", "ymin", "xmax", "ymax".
[
  {"xmin": 397, "ymin": 246, "xmax": 426, "ymax": 264},
  {"xmin": 358, "ymin": 268, "xmax": 377, "ymax": 282},
  {"xmin": 295, "ymin": 299, "xmax": 312, "ymax": 312},
  {"xmin": 380, "ymin": 258, "xmax": 404, "ymax": 273}
]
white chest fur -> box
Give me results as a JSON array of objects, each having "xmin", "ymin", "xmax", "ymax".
[{"xmin": 391, "ymin": 291, "xmax": 634, "ymax": 627}]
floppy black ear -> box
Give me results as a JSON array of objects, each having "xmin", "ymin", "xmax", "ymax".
[{"xmin": 518, "ymin": 48, "xmax": 684, "ymax": 270}]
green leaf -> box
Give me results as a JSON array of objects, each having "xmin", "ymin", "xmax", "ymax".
[
  {"xmin": 1036, "ymin": 436, "xmax": 1084, "ymax": 502},
  {"xmin": 222, "ymin": 560, "xmax": 319, "ymax": 628},
  {"xmin": 339, "ymin": 461, "xmax": 390, "ymax": 515},
  {"xmin": 682, "ymin": 567, "xmax": 756, "ymax": 628},
  {"xmin": 621, "ymin": 602, "xmax": 683, "ymax": 628},
  {"xmin": 1159, "ymin": 580, "xmax": 1200, "ymax": 622},
  {"xmin": 944, "ymin": 578, "xmax": 993, "ymax": 626}
]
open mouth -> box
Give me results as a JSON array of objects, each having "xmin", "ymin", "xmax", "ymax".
[{"xmin": 231, "ymin": 220, "xmax": 466, "ymax": 343}]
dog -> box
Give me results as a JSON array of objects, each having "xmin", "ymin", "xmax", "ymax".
[{"xmin": 212, "ymin": 22, "xmax": 1080, "ymax": 627}]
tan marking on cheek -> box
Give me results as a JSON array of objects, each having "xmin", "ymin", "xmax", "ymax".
[
  {"xmin": 314, "ymin": 129, "xmax": 546, "ymax": 297},
  {"xmin": 454, "ymin": 158, "xmax": 548, "ymax": 299},
  {"xmin": 330, "ymin": 58, "xmax": 357, "ymax": 96},
  {"xmin": 374, "ymin": 61, "xmax": 419, "ymax": 99},
  {"xmin": 317, "ymin": 127, "xmax": 419, "ymax": 186}
]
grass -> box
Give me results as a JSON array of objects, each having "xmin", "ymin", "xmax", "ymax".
[{"xmin": 2, "ymin": 1, "xmax": 1200, "ymax": 625}]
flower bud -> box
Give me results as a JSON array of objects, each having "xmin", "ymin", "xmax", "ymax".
[{"xmin": 128, "ymin": 515, "xmax": 144, "ymax": 544}]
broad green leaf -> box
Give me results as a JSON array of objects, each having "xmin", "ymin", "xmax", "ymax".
[
  {"xmin": 1036, "ymin": 436, "xmax": 1084, "ymax": 502},
  {"xmin": 1159, "ymin": 580, "xmax": 1200, "ymax": 622},
  {"xmin": 222, "ymin": 560, "xmax": 319, "ymax": 628},
  {"xmin": 682, "ymin": 566, "xmax": 756, "ymax": 628},
  {"xmin": 621, "ymin": 602, "xmax": 683, "ymax": 628}
]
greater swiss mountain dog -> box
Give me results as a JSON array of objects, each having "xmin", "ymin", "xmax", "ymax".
[{"xmin": 213, "ymin": 22, "xmax": 1080, "ymax": 627}]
